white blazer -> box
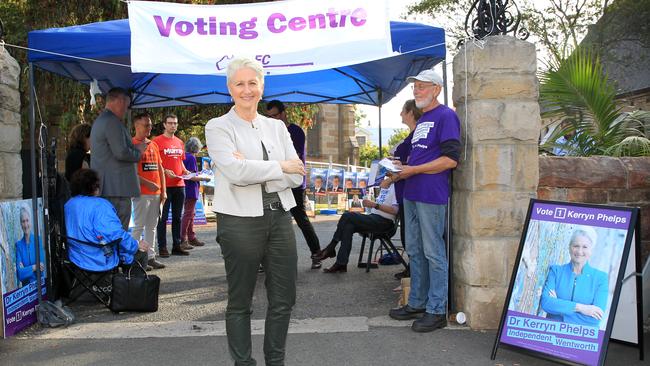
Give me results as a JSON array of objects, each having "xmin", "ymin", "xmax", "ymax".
[{"xmin": 205, "ymin": 107, "xmax": 303, "ymax": 217}]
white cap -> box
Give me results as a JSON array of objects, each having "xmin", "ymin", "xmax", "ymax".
[{"xmin": 406, "ymin": 69, "xmax": 443, "ymax": 86}]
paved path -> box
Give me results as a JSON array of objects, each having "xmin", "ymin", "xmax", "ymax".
[{"xmin": 1, "ymin": 219, "xmax": 647, "ymax": 365}]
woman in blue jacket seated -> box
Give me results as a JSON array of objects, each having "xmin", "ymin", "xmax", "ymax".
[
  {"xmin": 64, "ymin": 169, "xmax": 149, "ymax": 272},
  {"xmin": 540, "ymin": 227, "xmax": 608, "ymax": 327}
]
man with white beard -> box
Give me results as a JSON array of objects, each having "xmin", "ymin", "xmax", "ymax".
[{"xmin": 387, "ymin": 69, "xmax": 461, "ymax": 333}]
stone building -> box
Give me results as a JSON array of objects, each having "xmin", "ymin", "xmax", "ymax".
[
  {"xmin": 306, "ymin": 104, "xmax": 359, "ymax": 166},
  {"xmin": 580, "ymin": 1, "xmax": 650, "ymax": 112}
]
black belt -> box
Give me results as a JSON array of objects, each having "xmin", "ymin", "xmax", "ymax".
[{"xmin": 265, "ymin": 201, "xmax": 284, "ymax": 211}]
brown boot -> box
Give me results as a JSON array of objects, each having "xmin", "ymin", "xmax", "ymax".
[
  {"xmin": 189, "ymin": 238, "xmax": 205, "ymax": 247},
  {"xmin": 180, "ymin": 241, "xmax": 194, "ymax": 250}
]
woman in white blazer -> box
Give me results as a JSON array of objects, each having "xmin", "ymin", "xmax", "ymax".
[{"xmin": 204, "ymin": 57, "xmax": 305, "ymax": 366}]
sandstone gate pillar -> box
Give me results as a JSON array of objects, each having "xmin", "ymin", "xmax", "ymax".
[
  {"xmin": 0, "ymin": 47, "xmax": 23, "ymax": 200},
  {"xmin": 451, "ymin": 36, "xmax": 540, "ymax": 329}
]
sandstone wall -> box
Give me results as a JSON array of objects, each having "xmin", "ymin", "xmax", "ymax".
[
  {"xmin": 538, "ymin": 156, "xmax": 650, "ymax": 263},
  {"xmin": 452, "ymin": 36, "xmax": 540, "ymax": 329},
  {"xmin": 0, "ymin": 48, "xmax": 23, "ymax": 200}
]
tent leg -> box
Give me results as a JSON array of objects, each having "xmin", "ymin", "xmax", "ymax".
[
  {"xmin": 29, "ymin": 63, "xmax": 43, "ymax": 304},
  {"xmin": 442, "ymin": 60, "xmax": 449, "ymax": 106},
  {"xmin": 377, "ymin": 89, "xmax": 383, "ymax": 159}
]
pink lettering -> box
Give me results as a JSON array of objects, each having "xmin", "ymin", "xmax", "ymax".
[
  {"xmin": 153, "ymin": 15, "xmax": 174, "ymax": 37},
  {"xmin": 267, "ymin": 13, "xmax": 286, "ymax": 33},
  {"xmin": 350, "ymin": 8, "xmax": 367, "ymax": 27},
  {"xmin": 175, "ymin": 21, "xmax": 194, "ymax": 36},
  {"xmin": 288, "ymin": 17, "xmax": 306, "ymax": 31}
]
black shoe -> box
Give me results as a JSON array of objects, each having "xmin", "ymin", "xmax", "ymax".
[
  {"xmin": 311, "ymin": 258, "xmax": 322, "ymax": 269},
  {"xmin": 394, "ymin": 268, "xmax": 410, "ymax": 280},
  {"xmin": 148, "ymin": 259, "xmax": 166, "ymax": 269},
  {"xmin": 316, "ymin": 244, "xmax": 337, "ymax": 261},
  {"xmin": 412, "ymin": 313, "xmax": 447, "ymax": 332},
  {"xmin": 323, "ymin": 263, "xmax": 347, "ymax": 273},
  {"xmin": 171, "ymin": 247, "xmax": 190, "ymax": 256},
  {"xmin": 389, "ymin": 305, "xmax": 426, "ymax": 320},
  {"xmin": 158, "ymin": 248, "xmax": 170, "ymax": 258}
]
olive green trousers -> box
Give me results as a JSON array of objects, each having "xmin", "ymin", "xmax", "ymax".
[{"xmin": 217, "ymin": 209, "xmax": 297, "ymax": 366}]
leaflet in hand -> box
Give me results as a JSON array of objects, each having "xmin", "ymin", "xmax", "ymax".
[
  {"xmin": 180, "ymin": 172, "xmax": 212, "ymax": 180},
  {"xmin": 378, "ymin": 158, "xmax": 402, "ymax": 172}
]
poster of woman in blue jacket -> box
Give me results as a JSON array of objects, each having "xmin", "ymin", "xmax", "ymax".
[
  {"xmin": 15, "ymin": 206, "xmax": 46, "ymax": 287},
  {"xmin": 1, "ymin": 199, "xmax": 46, "ymax": 338},
  {"xmin": 540, "ymin": 227, "xmax": 608, "ymax": 327}
]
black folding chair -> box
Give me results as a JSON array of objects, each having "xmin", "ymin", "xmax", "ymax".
[
  {"xmin": 60, "ymin": 236, "xmax": 121, "ymax": 309},
  {"xmin": 357, "ymin": 216, "xmax": 408, "ymax": 273}
]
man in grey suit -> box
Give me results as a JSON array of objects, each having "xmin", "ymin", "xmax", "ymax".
[{"xmin": 90, "ymin": 87, "xmax": 145, "ymax": 230}]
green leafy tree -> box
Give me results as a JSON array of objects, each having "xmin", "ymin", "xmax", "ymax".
[
  {"xmin": 358, "ymin": 143, "xmax": 390, "ymax": 168},
  {"xmin": 358, "ymin": 128, "xmax": 410, "ymax": 166},
  {"xmin": 282, "ymin": 103, "xmax": 320, "ymax": 129},
  {"xmin": 352, "ymin": 105, "xmax": 367, "ymax": 128},
  {"xmin": 539, "ymin": 47, "xmax": 650, "ymax": 156},
  {"xmin": 405, "ymin": 0, "xmax": 611, "ymax": 64},
  {"xmin": 521, "ymin": 0, "xmax": 611, "ymax": 64},
  {"xmin": 387, "ymin": 128, "xmax": 410, "ymax": 150}
]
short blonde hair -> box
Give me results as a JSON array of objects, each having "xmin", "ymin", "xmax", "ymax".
[
  {"xmin": 226, "ymin": 57, "xmax": 264, "ymax": 85},
  {"xmin": 569, "ymin": 226, "xmax": 598, "ymax": 247}
]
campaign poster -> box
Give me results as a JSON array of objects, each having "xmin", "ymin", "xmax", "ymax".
[
  {"xmin": 199, "ymin": 156, "xmax": 215, "ymax": 188},
  {"xmin": 0, "ymin": 198, "xmax": 47, "ymax": 338},
  {"xmin": 343, "ymin": 171, "xmax": 357, "ymax": 191},
  {"xmin": 326, "ymin": 168, "xmax": 344, "ymax": 193},
  {"xmin": 347, "ymin": 188, "xmax": 365, "ymax": 213},
  {"xmin": 356, "ymin": 171, "xmax": 369, "ymax": 192},
  {"xmin": 308, "ymin": 168, "xmax": 328, "ymax": 195},
  {"xmin": 496, "ymin": 200, "xmax": 636, "ymax": 366},
  {"xmin": 194, "ymin": 196, "xmax": 208, "ymax": 225}
]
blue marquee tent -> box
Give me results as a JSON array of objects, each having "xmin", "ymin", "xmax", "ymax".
[
  {"xmin": 22, "ymin": 17, "xmax": 450, "ymax": 314},
  {"xmin": 27, "ymin": 19, "xmax": 446, "ymax": 108}
]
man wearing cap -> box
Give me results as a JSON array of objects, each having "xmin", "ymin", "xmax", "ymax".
[{"xmin": 388, "ymin": 69, "xmax": 461, "ymax": 332}]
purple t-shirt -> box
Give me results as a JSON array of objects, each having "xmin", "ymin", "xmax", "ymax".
[
  {"xmin": 183, "ymin": 152, "xmax": 200, "ymax": 200},
  {"xmin": 404, "ymin": 105, "xmax": 460, "ymax": 205},
  {"xmin": 287, "ymin": 123, "xmax": 307, "ymax": 189},
  {"xmin": 393, "ymin": 130, "xmax": 413, "ymax": 204}
]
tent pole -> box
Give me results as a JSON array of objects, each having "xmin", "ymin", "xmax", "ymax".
[
  {"xmin": 442, "ymin": 60, "xmax": 449, "ymax": 106},
  {"xmin": 378, "ymin": 89, "xmax": 383, "ymax": 159},
  {"xmin": 28, "ymin": 63, "xmax": 43, "ymax": 304},
  {"xmin": 442, "ymin": 58, "xmax": 454, "ymax": 314}
]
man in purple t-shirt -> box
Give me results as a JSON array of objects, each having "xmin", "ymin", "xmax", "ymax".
[
  {"xmin": 266, "ymin": 100, "xmax": 322, "ymax": 269},
  {"xmin": 388, "ymin": 69, "xmax": 461, "ymax": 333}
]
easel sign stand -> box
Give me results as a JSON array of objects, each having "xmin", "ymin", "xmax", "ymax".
[{"xmin": 491, "ymin": 199, "xmax": 644, "ymax": 366}]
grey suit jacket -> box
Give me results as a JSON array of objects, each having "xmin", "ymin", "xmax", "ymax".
[{"xmin": 90, "ymin": 109, "xmax": 141, "ymax": 198}]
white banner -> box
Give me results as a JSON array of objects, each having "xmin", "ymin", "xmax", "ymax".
[{"xmin": 128, "ymin": 0, "xmax": 393, "ymax": 75}]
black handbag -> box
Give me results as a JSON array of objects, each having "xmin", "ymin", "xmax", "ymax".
[{"xmin": 110, "ymin": 261, "xmax": 160, "ymax": 313}]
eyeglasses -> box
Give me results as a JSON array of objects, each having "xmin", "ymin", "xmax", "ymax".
[{"xmin": 267, "ymin": 111, "xmax": 282, "ymax": 119}]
